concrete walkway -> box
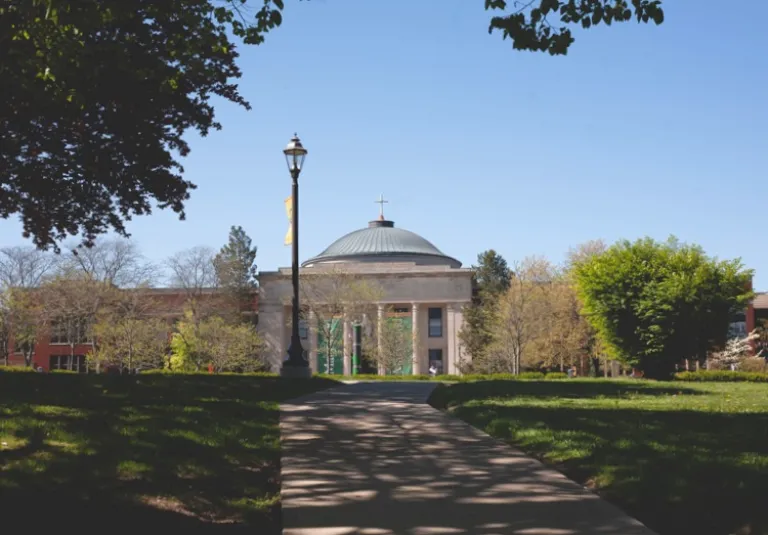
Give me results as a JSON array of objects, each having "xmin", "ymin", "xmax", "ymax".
[{"xmin": 280, "ymin": 382, "xmax": 655, "ymax": 535}]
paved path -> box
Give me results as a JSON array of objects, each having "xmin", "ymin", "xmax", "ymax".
[{"xmin": 280, "ymin": 382, "xmax": 655, "ymax": 535}]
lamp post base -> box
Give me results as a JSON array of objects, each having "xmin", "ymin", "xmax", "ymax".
[{"xmin": 280, "ymin": 365, "xmax": 313, "ymax": 379}]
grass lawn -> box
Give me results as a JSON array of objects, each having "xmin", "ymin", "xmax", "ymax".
[
  {"xmin": 0, "ymin": 371, "xmax": 336, "ymax": 534},
  {"xmin": 430, "ymin": 379, "xmax": 768, "ymax": 535}
]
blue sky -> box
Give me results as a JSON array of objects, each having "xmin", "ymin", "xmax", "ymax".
[{"xmin": 2, "ymin": 1, "xmax": 767, "ymax": 286}]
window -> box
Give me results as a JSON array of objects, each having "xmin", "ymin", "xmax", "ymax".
[
  {"xmin": 49, "ymin": 355, "xmax": 87, "ymax": 373},
  {"xmin": 428, "ymin": 307, "xmax": 443, "ymax": 337},
  {"xmin": 393, "ymin": 307, "xmax": 409, "ymax": 314},
  {"xmin": 429, "ymin": 349, "xmax": 444, "ymax": 375},
  {"xmin": 50, "ymin": 317, "xmax": 91, "ymax": 345}
]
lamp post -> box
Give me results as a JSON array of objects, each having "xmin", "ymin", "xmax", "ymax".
[{"xmin": 281, "ymin": 134, "xmax": 311, "ymax": 378}]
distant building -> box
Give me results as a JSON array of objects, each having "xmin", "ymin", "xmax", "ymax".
[
  {"xmin": 258, "ymin": 207, "xmax": 473, "ymax": 375},
  {"xmin": 5, "ymin": 288, "xmax": 258, "ymax": 372}
]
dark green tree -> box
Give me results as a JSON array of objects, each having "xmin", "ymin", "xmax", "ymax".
[
  {"xmin": 214, "ymin": 226, "xmax": 258, "ymax": 320},
  {"xmin": 459, "ymin": 249, "xmax": 512, "ymax": 371},
  {"xmin": 486, "ymin": 0, "xmax": 664, "ymax": 56},
  {"xmin": 0, "ymin": 0, "xmax": 284, "ymax": 251},
  {"xmin": 1, "ymin": 0, "xmax": 663, "ymax": 250},
  {"xmin": 573, "ymin": 237, "xmax": 753, "ymax": 379}
]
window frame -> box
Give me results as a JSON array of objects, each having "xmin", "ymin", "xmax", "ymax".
[{"xmin": 428, "ymin": 307, "xmax": 443, "ymax": 338}]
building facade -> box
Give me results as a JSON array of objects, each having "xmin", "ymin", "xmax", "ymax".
[
  {"xmin": 5, "ymin": 288, "xmax": 258, "ymax": 372},
  {"xmin": 258, "ymin": 214, "xmax": 473, "ymax": 375}
]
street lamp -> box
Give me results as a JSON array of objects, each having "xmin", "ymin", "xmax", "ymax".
[{"xmin": 281, "ymin": 134, "xmax": 311, "ymax": 378}]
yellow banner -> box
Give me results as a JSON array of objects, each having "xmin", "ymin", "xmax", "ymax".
[{"xmin": 284, "ymin": 196, "xmax": 293, "ymax": 246}]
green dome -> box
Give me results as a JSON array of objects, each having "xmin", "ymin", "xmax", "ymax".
[{"xmin": 302, "ymin": 219, "xmax": 461, "ymax": 268}]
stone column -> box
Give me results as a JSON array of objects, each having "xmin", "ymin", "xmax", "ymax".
[
  {"xmin": 308, "ymin": 310, "xmax": 318, "ymax": 374},
  {"xmin": 452, "ymin": 302, "xmax": 465, "ymax": 374},
  {"xmin": 377, "ymin": 304, "xmax": 385, "ymax": 376},
  {"xmin": 411, "ymin": 303, "xmax": 421, "ymax": 375},
  {"xmin": 343, "ymin": 315, "xmax": 352, "ymax": 376},
  {"xmin": 446, "ymin": 304, "xmax": 456, "ymax": 375}
]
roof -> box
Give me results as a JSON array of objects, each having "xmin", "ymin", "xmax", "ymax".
[
  {"xmin": 753, "ymin": 293, "xmax": 768, "ymax": 309},
  {"xmin": 302, "ymin": 219, "xmax": 461, "ymax": 268}
]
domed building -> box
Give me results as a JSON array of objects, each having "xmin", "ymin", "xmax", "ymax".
[{"xmin": 258, "ymin": 202, "xmax": 473, "ymax": 376}]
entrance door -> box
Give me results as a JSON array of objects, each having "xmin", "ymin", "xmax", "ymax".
[{"xmin": 316, "ymin": 318, "xmax": 344, "ymax": 374}]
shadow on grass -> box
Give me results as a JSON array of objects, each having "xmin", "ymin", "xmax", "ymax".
[
  {"xmin": 431, "ymin": 381, "xmax": 768, "ymax": 535},
  {"xmin": 0, "ymin": 372, "xmax": 337, "ymax": 534}
]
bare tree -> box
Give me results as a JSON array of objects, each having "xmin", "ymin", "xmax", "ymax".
[
  {"xmin": 63, "ymin": 239, "xmax": 158, "ymax": 288},
  {"xmin": 165, "ymin": 246, "xmax": 219, "ymax": 322},
  {"xmin": 0, "ymin": 246, "xmax": 59, "ymax": 288},
  {"xmin": 300, "ymin": 266, "xmax": 382, "ymax": 374},
  {"xmin": 39, "ymin": 273, "xmax": 115, "ymax": 370},
  {"xmin": 565, "ymin": 239, "xmax": 607, "ymax": 272},
  {"xmin": 486, "ymin": 257, "xmax": 557, "ymax": 374},
  {"xmin": 373, "ymin": 312, "xmax": 414, "ymax": 375}
]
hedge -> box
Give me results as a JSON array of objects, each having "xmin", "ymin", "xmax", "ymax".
[
  {"xmin": 674, "ymin": 370, "xmax": 768, "ymax": 383},
  {"xmin": 321, "ymin": 371, "xmax": 572, "ymax": 382}
]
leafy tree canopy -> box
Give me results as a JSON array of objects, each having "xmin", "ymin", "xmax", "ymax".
[
  {"xmin": 573, "ymin": 237, "xmax": 753, "ymax": 378},
  {"xmin": 486, "ymin": 0, "xmax": 664, "ymax": 55},
  {"xmin": 0, "ymin": 0, "xmax": 283, "ymax": 250},
  {"xmin": 1, "ymin": 0, "xmax": 663, "ymax": 250}
]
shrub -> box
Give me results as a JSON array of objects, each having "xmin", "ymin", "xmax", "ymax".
[
  {"xmin": 739, "ymin": 357, "xmax": 767, "ymax": 373},
  {"xmin": 518, "ymin": 371, "xmax": 545, "ymax": 379},
  {"xmin": 0, "ymin": 365, "xmax": 35, "ymax": 373},
  {"xmin": 545, "ymin": 372, "xmax": 569, "ymax": 380},
  {"xmin": 674, "ymin": 370, "xmax": 768, "ymax": 383}
]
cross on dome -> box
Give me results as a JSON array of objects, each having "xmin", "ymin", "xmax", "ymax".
[{"xmin": 375, "ymin": 194, "xmax": 389, "ymax": 220}]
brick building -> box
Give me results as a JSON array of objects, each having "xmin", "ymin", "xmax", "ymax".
[{"xmin": 5, "ymin": 288, "xmax": 258, "ymax": 372}]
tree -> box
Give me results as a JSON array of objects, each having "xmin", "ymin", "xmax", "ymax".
[
  {"xmin": 90, "ymin": 285, "xmax": 167, "ymax": 372},
  {"xmin": 214, "ymin": 226, "xmax": 258, "ymax": 321},
  {"xmin": 486, "ymin": 257, "xmax": 557, "ymax": 374},
  {"xmin": 63, "ymin": 239, "xmax": 158, "ymax": 288},
  {"xmin": 6, "ymin": 288, "xmax": 46, "ymax": 367},
  {"xmin": 0, "ymin": 290, "xmax": 9, "ymax": 366},
  {"xmin": 573, "ymin": 237, "xmax": 754, "ymax": 378},
  {"xmin": 92, "ymin": 316, "xmax": 169, "ymax": 373},
  {"xmin": 166, "ymin": 246, "xmax": 219, "ymax": 322},
  {"xmin": 0, "ymin": 0, "xmax": 284, "ymax": 250},
  {"xmin": 0, "ymin": 246, "xmax": 59, "ymax": 288},
  {"xmin": 709, "ymin": 330, "xmax": 762, "ymax": 371},
  {"xmin": 564, "ymin": 239, "xmax": 608, "ymax": 375},
  {"xmin": 38, "ymin": 271, "xmax": 114, "ymax": 369},
  {"xmin": 486, "ymin": 0, "xmax": 664, "ymax": 56},
  {"xmin": 170, "ymin": 314, "xmax": 265, "ymax": 373},
  {"xmin": 300, "ymin": 266, "xmax": 382, "ymax": 374},
  {"xmin": 374, "ymin": 315, "xmax": 413, "ymax": 375},
  {"xmin": 459, "ymin": 250, "xmax": 512, "ymax": 370},
  {"xmin": 1, "ymin": 1, "xmax": 663, "ymax": 250}
]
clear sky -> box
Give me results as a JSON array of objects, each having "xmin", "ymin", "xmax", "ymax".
[{"xmin": 2, "ymin": 1, "xmax": 767, "ymax": 286}]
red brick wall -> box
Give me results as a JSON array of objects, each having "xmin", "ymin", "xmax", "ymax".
[{"xmin": 4, "ymin": 288, "xmax": 258, "ymax": 371}]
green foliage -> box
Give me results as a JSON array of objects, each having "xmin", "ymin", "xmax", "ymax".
[
  {"xmin": 170, "ymin": 314, "xmax": 266, "ymax": 372},
  {"xmin": 459, "ymin": 249, "xmax": 512, "ymax": 369},
  {"xmin": 214, "ymin": 226, "xmax": 258, "ymax": 316},
  {"xmin": 322, "ymin": 371, "xmax": 572, "ymax": 382},
  {"xmin": 674, "ymin": 371, "xmax": 768, "ymax": 383},
  {"xmin": 486, "ymin": 0, "xmax": 664, "ymax": 55},
  {"xmin": 573, "ymin": 237, "xmax": 753, "ymax": 379},
  {"xmin": 0, "ymin": 1, "xmax": 285, "ymax": 250}
]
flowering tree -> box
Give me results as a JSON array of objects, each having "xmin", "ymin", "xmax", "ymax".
[{"xmin": 709, "ymin": 330, "xmax": 762, "ymax": 370}]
